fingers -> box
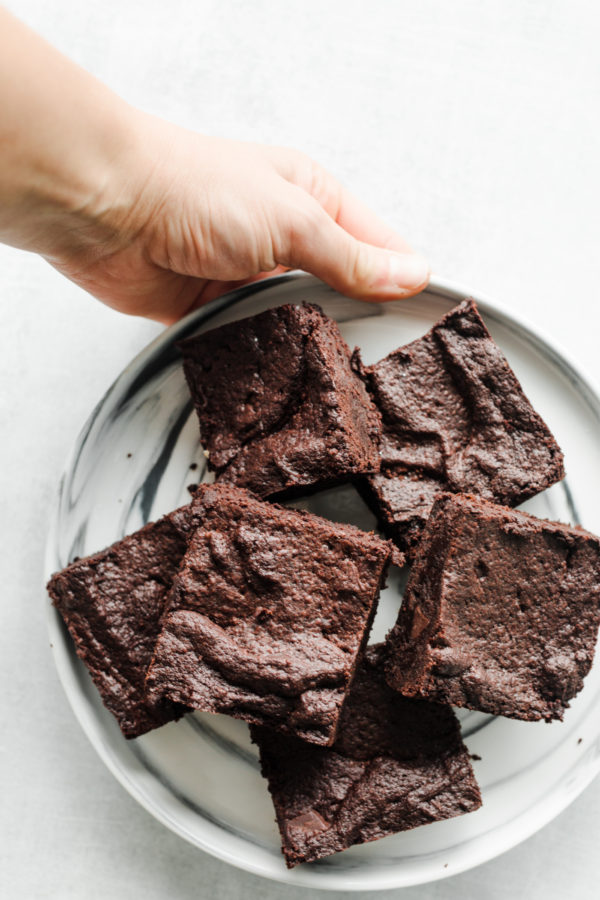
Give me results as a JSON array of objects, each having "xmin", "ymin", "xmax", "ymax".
[
  {"xmin": 305, "ymin": 165, "xmax": 415, "ymax": 256},
  {"xmin": 331, "ymin": 188, "xmax": 414, "ymax": 255},
  {"xmin": 268, "ymin": 147, "xmax": 419, "ymax": 256},
  {"xmin": 274, "ymin": 186, "xmax": 430, "ymax": 301}
]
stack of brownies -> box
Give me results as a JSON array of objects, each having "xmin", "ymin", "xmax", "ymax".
[{"xmin": 47, "ymin": 299, "xmax": 600, "ymax": 867}]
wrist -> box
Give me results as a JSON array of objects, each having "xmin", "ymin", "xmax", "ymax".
[
  {"xmin": 0, "ymin": 10, "xmax": 144, "ymax": 265},
  {"xmin": 1, "ymin": 97, "xmax": 141, "ymax": 263}
]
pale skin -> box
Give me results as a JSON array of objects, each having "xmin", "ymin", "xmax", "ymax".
[{"xmin": 0, "ymin": 9, "xmax": 429, "ymax": 325}]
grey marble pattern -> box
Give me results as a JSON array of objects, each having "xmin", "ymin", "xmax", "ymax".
[{"xmin": 2, "ymin": 0, "xmax": 600, "ymax": 898}]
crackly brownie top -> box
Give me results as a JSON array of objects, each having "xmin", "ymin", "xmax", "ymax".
[
  {"xmin": 357, "ymin": 299, "xmax": 564, "ymax": 551},
  {"xmin": 385, "ymin": 492, "xmax": 600, "ymax": 722},
  {"xmin": 145, "ymin": 484, "xmax": 393, "ymax": 745},
  {"xmin": 178, "ymin": 303, "xmax": 381, "ymax": 497},
  {"xmin": 252, "ymin": 645, "xmax": 481, "ymax": 867},
  {"xmin": 47, "ymin": 503, "xmax": 198, "ymax": 738}
]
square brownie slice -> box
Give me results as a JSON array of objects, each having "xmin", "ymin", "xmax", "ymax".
[
  {"xmin": 47, "ymin": 503, "xmax": 198, "ymax": 738},
  {"xmin": 251, "ymin": 645, "xmax": 481, "ymax": 867},
  {"xmin": 178, "ymin": 302, "xmax": 381, "ymax": 498},
  {"xmin": 385, "ymin": 493, "xmax": 600, "ymax": 721},
  {"xmin": 145, "ymin": 484, "xmax": 394, "ymax": 745},
  {"xmin": 355, "ymin": 299, "xmax": 564, "ymax": 554}
]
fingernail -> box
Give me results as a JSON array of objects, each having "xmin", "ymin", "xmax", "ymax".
[{"xmin": 385, "ymin": 252, "xmax": 430, "ymax": 290}]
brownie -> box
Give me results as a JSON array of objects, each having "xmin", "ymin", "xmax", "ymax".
[
  {"xmin": 145, "ymin": 484, "xmax": 394, "ymax": 745},
  {"xmin": 385, "ymin": 493, "xmax": 600, "ymax": 721},
  {"xmin": 178, "ymin": 303, "xmax": 381, "ymax": 498},
  {"xmin": 251, "ymin": 645, "xmax": 481, "ymax": 867},
  {"xmin": 47, "ymin": 503, "xmax": 198, "ymax": 738},
  {"xmin": 354, "ymin": 299, "xmax": 565, "ymax": 554}
]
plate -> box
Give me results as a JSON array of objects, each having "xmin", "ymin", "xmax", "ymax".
[{"xmin": 45, "ymin": 273, "xmax": 600, "ymax": 891}]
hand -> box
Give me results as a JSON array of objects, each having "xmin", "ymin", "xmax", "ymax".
[
  {"xmin": 0, "ymin": 11, "xmax": 429, "ymax": 325},
  {"xmin": 57, "ymin": 120, "xmax": 430, "ymax": 324}
]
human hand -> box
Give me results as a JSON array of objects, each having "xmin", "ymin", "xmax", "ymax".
[
  {"xmin": 0, "ymin": 10, "xmax": 429, "ymax": 325},
  {"xmin": 58, "ymin": 118, "xmax": 430, "ymax": 324}
]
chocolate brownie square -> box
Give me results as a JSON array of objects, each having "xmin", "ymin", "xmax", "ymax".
[
  {"xmin": 178, "ymin": 303, "xmax": 381, "ymax": 498},
  {"xmin": 355, "ymin": 300, "xmax": 564, "ymax": 554},
  {"xmin": 252, "ymin": 645, "xmax": 481, "ymax": 867},
  {"xmin": 47, "ymin": 503, "xmax": 198, "ymax": 738},
  {"xmin": 145, "ymin": 484, "xmax": 394, "ymax": 745},
  {"xmin": 385, "ymin": 493, "xmax": 600, "ymax": 721}
]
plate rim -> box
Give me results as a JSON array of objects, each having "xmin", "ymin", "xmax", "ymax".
[{"xmin": 44, "ymin": 271, "xmax": 600, "ymax": 891}]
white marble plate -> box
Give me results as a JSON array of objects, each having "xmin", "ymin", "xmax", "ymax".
[{"xmin": 45, "ymin": 273, "xmax": 600, "ymax": 891}]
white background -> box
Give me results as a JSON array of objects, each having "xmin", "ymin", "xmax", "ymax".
[{"xmin": 1, "ymin": 1, "xmax": 599, "ymax": 898}]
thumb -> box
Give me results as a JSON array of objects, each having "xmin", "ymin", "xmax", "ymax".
[{"xmin": 275, "ymin": 190, "xmax": 430, "ymax": 300}]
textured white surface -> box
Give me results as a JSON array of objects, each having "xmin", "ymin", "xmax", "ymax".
[{"xmin": 1, "ymin": 1, "xmax": 599, "ymax": 898}]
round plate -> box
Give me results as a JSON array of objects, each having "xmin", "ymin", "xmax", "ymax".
[{"xmin": 46, "ymin": 273, "xmax": 600, "ymax": 891}]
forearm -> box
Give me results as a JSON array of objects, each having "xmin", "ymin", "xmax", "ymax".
[{"xmin": 0, "ymin": 8, "xmax": 136, "ymax": 262}]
